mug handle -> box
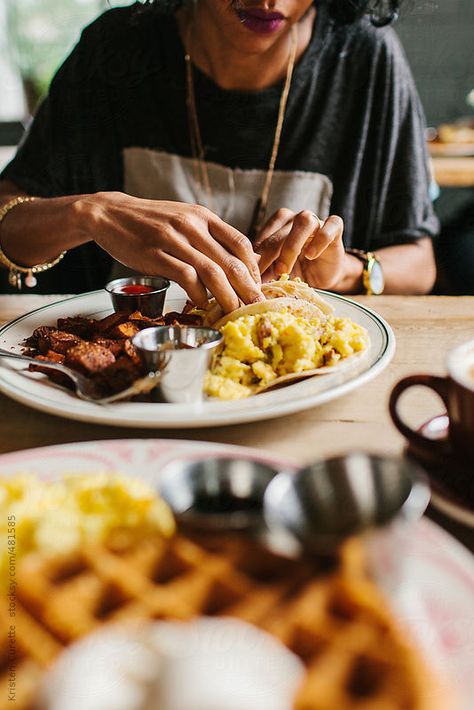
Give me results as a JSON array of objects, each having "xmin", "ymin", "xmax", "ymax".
[{"xmin": 389, "ymin": 375, "xmax": 450, "ymax": 455}]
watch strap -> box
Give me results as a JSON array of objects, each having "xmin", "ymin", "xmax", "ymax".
[{"xmin": 345, "ymin": 248, "xmax": 382, "ymax": 295}]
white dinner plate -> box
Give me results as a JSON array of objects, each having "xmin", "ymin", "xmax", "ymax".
[
  {"xmin": 0, "ymin": 438, "xmax": 472, "ymax": 708},
  {"xmin": 0, "ymin": 283, "xmax": 395, "ymax": 428}
]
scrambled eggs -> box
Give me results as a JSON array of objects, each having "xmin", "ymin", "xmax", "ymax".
[
  {"xmin": 0, "ymin": 472, "xmax": 175, "ymax": 576},
  {"xmin": 205, "ymin": 311, "xmax": 369, "ymax": 400}
]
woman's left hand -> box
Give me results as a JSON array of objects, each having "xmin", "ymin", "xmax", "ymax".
[{"xmin": 253, "ymin": 208, "xmax": 346, "ymax": 289}]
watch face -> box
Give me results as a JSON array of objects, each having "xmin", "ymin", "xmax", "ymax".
[{"xmin": 369, "ymin": 260, "xmax": 385, "ymax": 295}]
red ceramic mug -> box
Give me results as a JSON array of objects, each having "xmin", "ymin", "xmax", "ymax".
[{"xmin": 389, "ymin": 339, "xmax": 474, "ymax": 464}]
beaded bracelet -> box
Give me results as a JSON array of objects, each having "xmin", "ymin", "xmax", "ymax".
[{"xmin": 0, "ymin": 196, "xmax": 67, "ymax": 289}]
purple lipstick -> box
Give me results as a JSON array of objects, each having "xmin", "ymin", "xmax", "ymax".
[{"xmin": 237, "ymin": 8, "xmax": 286, "ymax": 34}]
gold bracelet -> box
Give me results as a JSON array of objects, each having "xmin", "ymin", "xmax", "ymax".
[{"xmin": 0, "ymin": 196, "xmax": 67, "ymax": 289}]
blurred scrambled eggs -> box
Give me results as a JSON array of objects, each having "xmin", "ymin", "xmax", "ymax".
[
  {"xmin": 0, "ymin": 472, "xmax": 175, "ymax": 576},
  {"xmin": 205, "ymin": 311, "xmax": 369, "ymax": 400}
]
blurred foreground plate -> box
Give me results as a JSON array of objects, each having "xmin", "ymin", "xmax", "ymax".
[{"xmin": 0, "ymin": 438, "xmax": 472, "ymax": 709}]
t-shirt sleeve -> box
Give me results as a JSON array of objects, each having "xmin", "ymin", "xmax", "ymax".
[
  {"xmin": 354, "ymin": 28, "xmax": 439, "ymax": 249},
  {"xmin": 1, "ymin": 14, "xmax": 122, "ymax": 197}
]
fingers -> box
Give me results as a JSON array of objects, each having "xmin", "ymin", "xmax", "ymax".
[
  {"xmin": 304, "ymin": 215, "xmax": 344, "ymax": 260},
  {"xmin": 151, "ymin": 252, "xmax": 209, "ymax": 308},
  {"xmin": 253, "ymin": 208, "xmax": 294, "ymax": 273},
  {"xmin": 161, "ymin": 246, "xmax": 241, "ymax": 312},
  {"xmin": 189, "ymin": 249, "xmax": 241, "ymax": 313},
  {"xmin": 184, "ymin": 219, "xmax": 264, "ymax": 308},
  {"xmin": 208, "ymin": 215, "xmax": 261, "ymax": 285},
  {"xmin": 170, "ymin": 240, "xmax": 252, "ymax": 312},
  {"xmin": 273, "ymin": 210, "xmax": 321, "ymax": 275},
  {"xmin": 148, "ymin": 244, "xmax": 246, "ymax": 313},
  {"xmin": 255, "ymin": 227, "xmax": 289, "ymax": 274},
  {"xmin": 253, "ymin": 208, "xmax": 294, "ymax": 249},
  {"xmin": 207, "ymin": 239, "xmax": 265, "ymax": 305},
  {"xmin": 256, "ymin": 212, "xmax": 343, "ymax": 277},
  {"xmin": 217, "ymin": 250, "xmax": 265, "ymax": 306}
]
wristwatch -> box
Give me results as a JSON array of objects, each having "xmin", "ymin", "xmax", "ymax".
[{"xmin": 345, "ymin": 248, "xmax": 385, "ymax": 295}]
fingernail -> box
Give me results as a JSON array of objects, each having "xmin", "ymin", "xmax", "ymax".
[
  {"xmin": 305, "ymin": 248, "xmax": 317, "ymax": 260},
  {"xmin": 275, "ymin": 260, "xmax": 287, "ymax": 274},
  {"xmin": 252, "ymin": 291, "xmax": 265, "ymax": 303}
]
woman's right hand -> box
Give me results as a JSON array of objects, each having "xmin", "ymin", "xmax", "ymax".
[{"xmin": 77, "ymin": 192, "xmax": 263, "ymax": 312}]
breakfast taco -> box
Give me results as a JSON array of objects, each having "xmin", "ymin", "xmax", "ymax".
[
  {"xmin": 200, "ymin": 275, "xmax": 334, "ymax": 328},
  {"xmin": 259, "ymin": 276, "xmax": 335, "ymax": 314},
  {"xmin": 202, "ymin": 277, "xmax": 370, "ymax": 400},
  {"xmin": 212, "ymin": 296, "xmax": 328, "ymax": 330}
]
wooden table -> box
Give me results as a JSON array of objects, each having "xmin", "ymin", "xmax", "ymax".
[
  {"xmin": 0, "ymin": 294, "xmax": 473, "ymax": 550},
  {"xmin": 428, "ymin": 143, "xmax": 474, "ymax": 187},
  {"xmin": 431, "ymin": 157, "xmax": 474, "ymax": 188}
]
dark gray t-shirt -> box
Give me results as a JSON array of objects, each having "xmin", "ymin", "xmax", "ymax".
[{"xmin": 1, "ymin": 3, "xmax": 438, "ymax": 292}]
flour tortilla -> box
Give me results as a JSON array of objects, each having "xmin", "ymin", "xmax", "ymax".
[
  {"xmin": 201, "ymin": 279, "xmax": 334, "ymax": 328},
  {"xmin": 261, "ymin": 279, "xmax": 334, "ymax": 315},
  {"xmin": 253, "ymin": 349, "xmax": 370, "ymax": 394},
  {"xmin": 212, "ymin": 297, "xmax": 328, "ymax": 330}
]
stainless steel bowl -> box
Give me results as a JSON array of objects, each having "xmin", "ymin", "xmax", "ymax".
[
  {"xmin": 158, "ymin": 457, "xmax": 280, "ymax": 531},
  {"xmin": 105, "ymin": 276, "xmax": 170, "ymax": 317},
  {"xmin": 263, "ymin": 452, "xmax": 430, "ymax": 553},
  {"xmin": 132, "ymin": 325, "xmax": 223, "ymax": 403}
]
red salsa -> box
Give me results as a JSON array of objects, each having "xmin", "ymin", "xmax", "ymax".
[{"xmin": 115, "ymin": 284, "xmax": 155, "ymax": 295}]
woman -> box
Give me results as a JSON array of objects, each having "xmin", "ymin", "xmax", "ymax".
[{"xmin": 0, "ymin": 0, "xmax": 438, "ymax": 309}]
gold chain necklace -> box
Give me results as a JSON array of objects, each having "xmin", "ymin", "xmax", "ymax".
[{"xmin": 185, "ymin": 23, "xmax": 298, "ymax": 239}]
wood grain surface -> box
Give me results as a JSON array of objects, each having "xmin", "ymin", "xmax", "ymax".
[{"xmin": 431, "ymin": 156, "xmax": 474, "ymax": 187}]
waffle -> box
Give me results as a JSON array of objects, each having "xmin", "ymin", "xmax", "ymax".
[{"xmin": 1, "ymin": 533, "xmax": 446, "ymax": 710}]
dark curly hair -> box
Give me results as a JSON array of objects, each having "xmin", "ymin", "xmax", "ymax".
[{"xmin": 136, "ymin": 1, "xmax": 402, "ymax": 26}]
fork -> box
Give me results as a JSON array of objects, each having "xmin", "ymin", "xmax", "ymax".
[{"xmin": 0, "ymin": 349, "xmax": 161, "ymax": 404}]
